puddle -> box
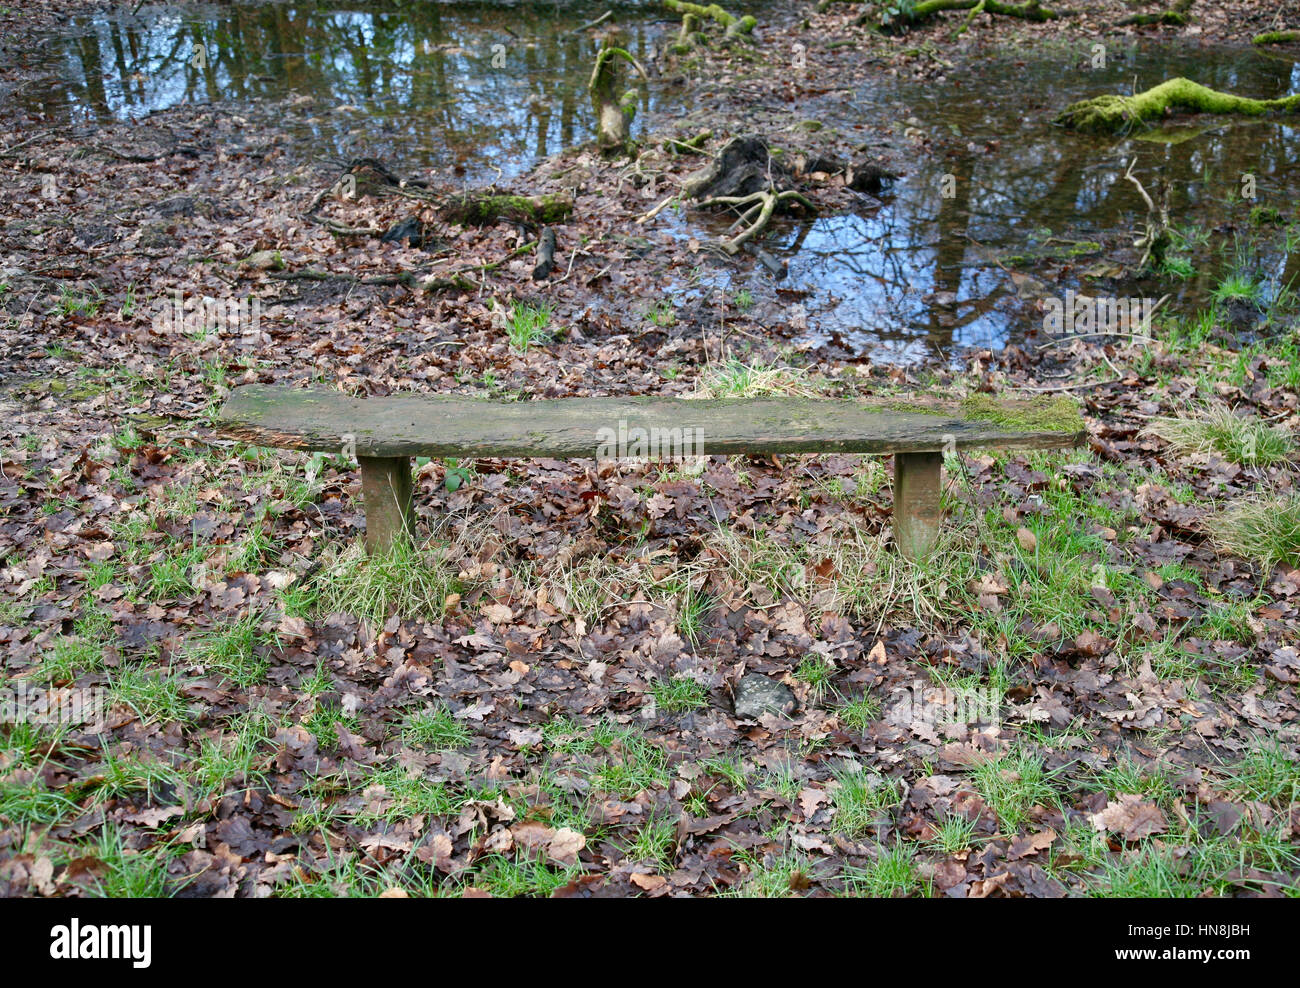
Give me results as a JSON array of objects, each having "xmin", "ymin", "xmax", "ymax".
[
  {"xmin": 718, "ymin": 42, "xmax": 1300, "ymax": 360},
  {"xmin": 19, "ymin": 0, "xmax": 674, "ymax": 183}
]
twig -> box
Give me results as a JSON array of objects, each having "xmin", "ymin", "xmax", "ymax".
[{"xmin": 570, "ymin": 10, "xmax": 613, "ymax": 33}]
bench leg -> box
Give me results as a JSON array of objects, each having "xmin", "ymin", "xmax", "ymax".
[
  {"xmin": 894, "ymin": 451, "xmax": 942, "ymax": 562},
  {"xmin": 359, "ymin": 456, "xmax": 414, "ymax": 554}
]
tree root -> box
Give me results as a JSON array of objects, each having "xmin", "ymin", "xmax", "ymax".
[
  {"xmin": 1123, "ymin": 159, "xmax": 1170, "ymax": 272},
  {"xmin": 698, "ymin": 187, "xmax": 815, "ymax": 254},
  {"xmin": 1055, "ymin": 77, "xmax": 1300, "ymax": 134},
  {"xmin": 663, "ymin": 1, "xmax": 756, "ymax": 37},
  {"xmin": 1117, "ymin": 0, "xmax": 1194, "ymax": 27}
]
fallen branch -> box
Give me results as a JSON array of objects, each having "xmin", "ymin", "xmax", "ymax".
[
  {"xmin": 570, "ymin": 10, "xmax": 613, "ymax": 34},
  {"xmin": 440, "ymin": 191, "xmax": 573, "ymax": 227}
]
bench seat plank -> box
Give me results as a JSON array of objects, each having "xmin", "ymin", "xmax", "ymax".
[{"xmin": 216, "ymin": 385, "xmax": 1084, "ymax": 458}]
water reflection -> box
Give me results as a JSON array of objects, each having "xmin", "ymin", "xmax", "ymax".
[{"xmin": 23, "ymin": 0, "xmax": 668, "ymax": 181}]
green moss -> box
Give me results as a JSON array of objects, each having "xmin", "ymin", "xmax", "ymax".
[
  {"xmin": 1253, "ymin": 30, "xmax": 1300, "ymax": 45},
  {"xmin": 960, "ymin": 394, "xmax": 1085, "ymax": 433},
  {"xmin": 1056, "ymin": 77, "xmax": 1300, "ymax": 135},
  {"xmin": 877, "ymin": 400, "xmax": 953, "ymax": 417}
]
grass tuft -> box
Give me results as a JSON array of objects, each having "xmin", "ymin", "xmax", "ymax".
[
  {"xmin": 1144, "ymin": 405, "xmax": 1294, "ymax": 466},
  {"xmin": 1208, "ymin": 493, "xmax": 1300, "ymax": 572},
  {"xmin": 314, "ymin": 534, "xmax": 463, "ymax": 627}
]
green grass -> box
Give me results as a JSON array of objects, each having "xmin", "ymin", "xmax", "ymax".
[
  {"xmin": 472, "ymin": 852, "xmax": 579, "ymax": 897},
  {"xmin": 832, "ymin": 769, "xmax": 900, "ymax": 836},
  {"xmin": 837, "ymin": 694, "xmax": 881, "ymax": 732},
  {"xmin": 350, "ymin": 766, "xmax": 458, "ymax": 825},
  {"xmin": 730, "ymin": 847, "xmax": 815, "ymax": 898},
  {"xmin": 107, "ymin": 663, "xmax": 190, "ymax": 725},
  {"xmin": 621, "ymin": 813, "xmax": 677, "ymax": 869},
  {"xmin": 506, "ymin": 302, "xmax": 552, "ymax": 352},
  {"xmin": 796, "ymin": 654, "xmax": 836, "ymax": 700},
  {"xmin": 591, "ymin": 723, "xmax": 672, "ymax": 797},
  {"xmin": 189, "ymin": 612, "xmax": 279, "ymax": 687},
  {"xmin": 675, "ymin": 583, "xmax": 714, "ymax": 647},
  {"xmin": 43, "ymin": 608, "xmax": 114, "ymax": 679},
  {"xmin": 148, "ymin": 543, "xmax": 209, "ymax": 600},
  {"xmin": 76, "ymin": 825, "xmax": 186, "ymax": 897},
  {"xmin": 402, "ymin": 706, "xmax": 473, "ymax": 751},
  {"xmin": 1096, "ymin": 757, "xmax": 1177, "ymax": 804},
  {"xmin": 195, "ymin": 712, "xmax": 274, "ymax": 801},
  {"xmin": 926, "ymin": 813, "xmax": 981, "ymax": 854},
  {"xmin": 650, "ymin": 676, "xmax": 709, "ymax": 714},
  {"xmin": 55, "ymin": 285, "xmax": 104, "ymax": 318},
  {"xmin": 84, "ymin": 748, "xmax": 184, "ymax": 804},
  {"xmin": 842, "ymin": 843, "xmax": 923, "ymax": 897},
  {"xmin": 1222, "ymin": 740, "xmax": 1299, "ymax": 807},
  {"xmin": 0, "ymin": 769, "xmax": 79, "ymax": 828},
  {"xmin": 645, "ymin": 300, "xmax": 676, "ymax": 327},
  {"xmin": 970, "ymin": 751, "xmax": 1060, "ymax": 834}
]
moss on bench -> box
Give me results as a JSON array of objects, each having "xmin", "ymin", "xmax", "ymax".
[{"xmin": 960, "ymin": 394, "xmax": 1085, "ymax": 433}]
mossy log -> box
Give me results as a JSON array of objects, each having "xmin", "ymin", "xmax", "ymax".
[
  {"xmin": 1253, "ymin": 30, "xmax": 1300, "ymax": 45},
  {"xmin": 1117, "ymin": 0, "xmax": 1194, "ymax": 26},
  {"xmin": 664, "ymin": 1, "xmax": 757, "ymax": 37},
  {"xmin": 440, "ymin": 192, "xmax": 574, "ymax": 227},
  {"xmin": 1055, "ymin": 77, "xmax": 1300, "ymax": 134}
]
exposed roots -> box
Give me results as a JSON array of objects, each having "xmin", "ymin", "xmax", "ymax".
[
  {"xmin": 664, "ymin": 1, "xmax": 757, "ymax": 38},
  {"xmin": 699, "ymin": 187, "xmax": 816, "ymax": 254}
]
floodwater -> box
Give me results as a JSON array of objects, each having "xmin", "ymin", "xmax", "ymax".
[{"xmin": 19, "ymin": 2, "xmax": 1300, "ymax": 361}]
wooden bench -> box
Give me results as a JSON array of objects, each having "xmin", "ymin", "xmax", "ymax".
[{"xmin": 215, "ymin": 385, "xmax": 1085, "ymax": 561}]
